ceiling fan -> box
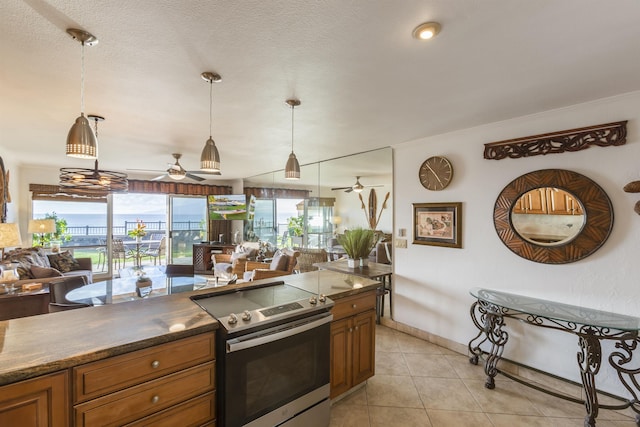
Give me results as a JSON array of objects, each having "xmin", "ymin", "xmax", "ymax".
[
  {"xmin": 128, "ymin": 153, "xmax": 221, "ymax": 182},
  {"xmin": 331, "ymin": 176, "xmax": 383, "ymax": 193}
]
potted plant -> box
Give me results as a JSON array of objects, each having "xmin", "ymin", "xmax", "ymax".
[
  {"xmin": 135, "ymin": 271, "xmax": 152, "ymax": 298},
  {"xmin": 337, "ymin": 227, "xmax": 376, "ymax": 268},
  {"xmin": 287, "ymin": 216, "xmax": 304, "ymax": 247}
]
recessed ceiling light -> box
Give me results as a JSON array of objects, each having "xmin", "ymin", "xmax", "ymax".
[{"xmin": 412, "ymin": 22, "xmax": 441, "ymax": 40}]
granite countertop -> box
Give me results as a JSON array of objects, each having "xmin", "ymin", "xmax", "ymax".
[{"xmin": 0, "ymin": 270, "xmax": 379, "ymax": 386}]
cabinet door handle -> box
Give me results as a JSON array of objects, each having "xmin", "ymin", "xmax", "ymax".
[
  {"xmin": 151, "ymin": 360, "xmax": 160, "ymax": 369},
  {"xmin": 352, "ymin": 304, "xmax": 357, "ymax": 309},
  {"xmin": 349, "ymin": 327, "xmax": 353, "ymax": 332},
  {"xmin": 151, "ymin": 395, "xmax": 160, "ymax": 404},
  {"xmin": 355, "ymin": 326, "xmax": 359, "ymax": 331}
]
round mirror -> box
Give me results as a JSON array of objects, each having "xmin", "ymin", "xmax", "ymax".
[
  {"xmin": 494, "ymin": 169, "xmax": 613, "ymax": 264},
  {"xmin": 511, "ymin": 187, "xmax": 585, "ymax": 246}
]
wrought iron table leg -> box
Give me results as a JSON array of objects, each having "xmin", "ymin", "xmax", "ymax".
[
  {"xmin": 578, "ymin": 330, "xmax": 601, "ymax": 427},
  {"xmin": 468, "ymin": 300, "xmax": 508, "ymax": 389},
  {"xmin": 608, "ymin": 333, "xmax": 640, "ymax": 427}
]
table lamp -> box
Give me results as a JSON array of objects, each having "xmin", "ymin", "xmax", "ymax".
[
  {"xmin": 0, "ymin": 223, "xmax": 22, "ymax": 260},
  {"xmin": 28, "ymin": 219, "xmax": 56, "ymax": 247}
]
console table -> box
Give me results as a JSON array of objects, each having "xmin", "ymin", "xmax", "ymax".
[{"xmin": 468, "ymin": 287, "xmax": 640, "ymax": 427}]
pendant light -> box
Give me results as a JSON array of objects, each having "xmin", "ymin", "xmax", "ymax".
[
  {"xmin": 284, "ymin": 99, "xmax": 301, "ymax": 180},
  {"xmin": 65, "ymin": 28, "xmax": 99, "ymax": 159},
  {"xmin": 200, "ymin": 71, "xmax": 222, "ymax": 172},
  {"xmin": 60, "ymin": 115, "xmax": 128, "ymax": 194}
]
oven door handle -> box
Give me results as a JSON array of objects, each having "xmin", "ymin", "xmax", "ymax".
[{"xmin": 226, "ymin": 313, "xmax": 333, "ymax": 353}]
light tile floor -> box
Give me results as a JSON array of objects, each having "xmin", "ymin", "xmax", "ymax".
[{"xmin": 329, "ymin": 325, "xmax": 638, "ymax": 427}]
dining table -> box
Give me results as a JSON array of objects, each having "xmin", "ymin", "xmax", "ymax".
[
  {"xmin": 66, "ymin": 272, "xmax": 228, "ymax": 305},
  {"xmin": 312, "ymin": 258, "xmax": 393, "ymax": 322}
]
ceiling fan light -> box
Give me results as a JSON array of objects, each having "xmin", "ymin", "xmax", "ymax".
[
  {"xmin": 353, "ymin": 185, "xmax": 364, "ymax": 193},
  {"xmin": 285, "ymin": 152, "xmax": 301, "ymax": 180},
  {"xmin": 200, "ymin": 137, "xmax": 220, "ymax": 172},
  {"xmin": 168, "ymin": 169, "xmax": 186, "ymax": 180},
  {"xmin": 66, "ymin": 114, "xmax": 97, "ymax": 159}
]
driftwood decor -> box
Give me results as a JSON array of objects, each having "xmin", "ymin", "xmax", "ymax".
[
  {"xmin": 358, "ymin": 189, "xmax": 390, "ymax": 230},
  {"xmin": 483, "ymin": 121, "xmax": 627, "ymax": 160}
]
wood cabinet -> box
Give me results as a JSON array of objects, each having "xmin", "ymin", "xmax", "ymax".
[
  {"xmin": 330, "ymin": 291, "xmax": 376, "ymax": 399},
  {"xmin": 73, "ymin": 333, "xmax": 216, "ymax": 426},
  {"xmin": 0, "ymin": 371, "xmax": 69, "ymax": 427},
  {"xmin": 513, "ymin": 187, "xmax": 583, "ymax": 215},
  {"xmin": 193, "ymin": 243, "xmax": 235, "ymax": 274}
]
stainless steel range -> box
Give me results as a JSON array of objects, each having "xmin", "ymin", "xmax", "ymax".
[{"xmin": 191, "ymin": 281, "xmax": 334, "ymax": 427}]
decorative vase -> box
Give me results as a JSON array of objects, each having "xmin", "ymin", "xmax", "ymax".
[
  {"xmin": 360, "ymin": 258, "xmax": 369, "ymax": 267},
  {"xmin": 136, "ymin": 236, "xmax": 142, "ymax": 244},
  {"xmin": 347, "ymin": 258, "xmax": 357, "ymax": 268}
]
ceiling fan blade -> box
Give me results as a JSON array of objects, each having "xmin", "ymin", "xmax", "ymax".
[
  {"xmin": 185, "ymin": 173, "xmax": 205, "ymax": 182},
  {"xmin": 345, "ymin": 188, "xmax": 353, "ymax": 193},
  {"xmin": 186, "ymin": 170, "xmax": 222, "ymax": 176},
  {"xmin": 363, "ymin": 184, "xmax": 384, "ymax": 188},
  {"xmin": 126, "ymin": 168, "xmax": 166, "ymax": 172},
  {"xmin": 151, "ymin": 174, "xmax": 168, "ymax": 181},
  {"xmin": 331, "ymin": 186, "xmax": 351, "ymax": 191}
]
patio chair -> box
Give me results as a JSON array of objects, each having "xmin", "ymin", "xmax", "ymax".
[
  {"xmin": 146, "ymin": 236, "xmax": 166, "ymax": 265},
  {"xmin": 112, "ymin": 238, "xmax": 134, "ymax": 269}
]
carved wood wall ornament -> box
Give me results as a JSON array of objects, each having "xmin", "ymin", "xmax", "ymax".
[{"xmin": 484, "ymin": 121, "xmax": 627, "ymax": 160}]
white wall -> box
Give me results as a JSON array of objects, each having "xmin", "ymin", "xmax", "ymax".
[{"xmin": 392, "ymin": 91, "xmax": 640, "ymax": 396}]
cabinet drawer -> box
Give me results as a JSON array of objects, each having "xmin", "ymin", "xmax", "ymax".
[
  {"xmin": 331, "ymin": 291, "xmax": 376, "ymax": 321},
  {"xmin": 123, "ymin": 391, "xmax": 216, "ymax": 427},
  {"xmin": 74, "ymin": 333, "xmax": 215, "ymax": 403},
  {"xmin": 74, "ymin": 362, "xmax": 215, "ymax": 427}
]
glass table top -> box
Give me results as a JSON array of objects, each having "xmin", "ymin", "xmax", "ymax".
[{"xmin": 470, "ymin": 287, "xmax": 640, "ymax": 332}]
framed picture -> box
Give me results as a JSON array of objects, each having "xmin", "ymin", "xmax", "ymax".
[{"xmin": 413, "ymin": 202, "xmax": 462, "ymax": 248}]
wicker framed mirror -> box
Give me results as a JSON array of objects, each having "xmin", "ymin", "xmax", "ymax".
[{"xmin": 494, "ymin": 169, "xmax": 613, "ymax": 264}]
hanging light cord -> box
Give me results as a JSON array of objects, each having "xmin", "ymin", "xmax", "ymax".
[
  {"xmin": 291, "ymin": 104, "xmax": 295, "ymax": 153},
  {"xmin": 80, "ymin": 41, "xmax": 85, "ymax": 114},
  {"xmin": 209, "ymin": 80, "xmax": 213, "ymax": 139}
]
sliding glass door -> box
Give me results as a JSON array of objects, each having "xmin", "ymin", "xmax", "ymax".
[{"xmin": 168, "ymin": 195, "xmax": 207, "ymax": 265}]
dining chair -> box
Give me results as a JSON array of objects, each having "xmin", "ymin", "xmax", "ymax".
[{"xmin": 48, "ymin": 276, "xmax": 93, "ymax": 312}]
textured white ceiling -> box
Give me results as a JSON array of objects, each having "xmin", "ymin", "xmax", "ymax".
[{"xmin": 2, "ymin": 0, "xmax": 640, "ymax": 184}]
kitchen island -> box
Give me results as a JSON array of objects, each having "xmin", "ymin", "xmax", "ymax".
[{"xmin": 0, "ymin": 270, "xmax": 380, "ymax": 425}]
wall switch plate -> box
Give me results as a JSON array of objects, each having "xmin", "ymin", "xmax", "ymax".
[
  {"xmin": 398, "ymin": 228, "xmax": 406, "ymax": 237},
  {"xmin": 396, "ymin": 239, "xmax": 407, "ymax": 248}
]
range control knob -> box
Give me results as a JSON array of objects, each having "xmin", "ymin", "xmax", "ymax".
[
  {"xmin": 228, "ymin": 313, "xmax": 238, "ymax": 325},
  {"xmin": 309, "ymin": 296, "xmax": 317, "ymax": 305},
  {"xmin": 319, "ymin": 294, "xmax": 327, "ymax": 303},
  {"xmin": 242, "ymin": 310, "xmax": 252, "ymax": 321}
]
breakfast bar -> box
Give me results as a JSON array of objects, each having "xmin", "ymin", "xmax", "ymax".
[{"xmin": 0, "ymin": 270, "xmax": 380, "ymax": 426}]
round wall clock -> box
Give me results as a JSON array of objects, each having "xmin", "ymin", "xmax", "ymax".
[{"xmin": 419, "ymin": 156, "xmax": 454, "ymax": 191}]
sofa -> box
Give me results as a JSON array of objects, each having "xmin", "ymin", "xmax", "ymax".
[{"xmin": 1, "ymin": 247, "xmax": 93, "ymax": 287}]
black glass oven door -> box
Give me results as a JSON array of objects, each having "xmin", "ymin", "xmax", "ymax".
[{"xmin": 224, "ymin": 313, "xmax": 331, "ymax": 427}]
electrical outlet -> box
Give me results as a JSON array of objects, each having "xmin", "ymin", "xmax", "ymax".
[{"xmin": 396, "ymin": 238, "xmax": 407, "ymax": 248}]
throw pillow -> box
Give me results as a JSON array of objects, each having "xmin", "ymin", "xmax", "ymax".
[
  {"xmin": 269, "ymin": 251, "xmax": 289, "ymax": 272},
  {"xmin": 31, "ymin": 265, "xmax": 64, "ymax": 279},
  {"xmin": 48, "ymin": 251, "xmax": 81, "ymax": 273}
]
